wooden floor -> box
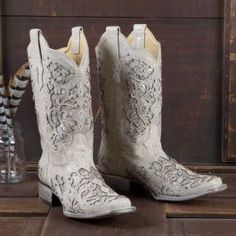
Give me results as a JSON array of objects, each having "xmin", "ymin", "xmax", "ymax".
[{"xmin": 1, "ymin": 171, "xmax": 236, "ymax": 236}]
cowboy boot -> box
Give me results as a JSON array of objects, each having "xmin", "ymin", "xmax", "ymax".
[
  {"xmin": 27, "ymin": 27, "xmax": 135, "ymax": 218},
  {"xmin": 96, "ymin": 24, "xmax": 227, "ymax": 201}
]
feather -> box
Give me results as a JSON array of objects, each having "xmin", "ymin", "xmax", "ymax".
[{"xmin": 8, "ymin": 63, "xmax": 30, "ymax": 118}]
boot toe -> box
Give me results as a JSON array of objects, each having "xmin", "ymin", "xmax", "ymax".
[
  {"xmin": 190, "ymin": 174, "xmax": 226, "ymax": 197},
  {"xmin": 207, "ymin": 176, "xmax": 222, "ymax": 189},
  {"xmin": 63, "ymin": 195, "xmax": 135, "ymax": 219},
  {"xmin": 202, "ymin": 175, "xmax": 225, "ymax": 192},
  {"xmin": 111, "ymin": 195, "xmax": 132, "ymax": 209},
  {"xmin": 105, "ymin": 195, "xmax": 136, "ymax": 213}
]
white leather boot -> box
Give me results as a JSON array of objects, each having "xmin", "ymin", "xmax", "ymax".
[
  {"xmin": 96, "ymin": 25, "xmax": 227, "ymax": 201},
  {"xmin": 27, "ymin": 27, "xmax": 135, "ymax": 218}
]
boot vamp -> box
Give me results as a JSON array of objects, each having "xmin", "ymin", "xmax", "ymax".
[
  {"xmin": 52, "ymin": 164, "xmax": 131, "ymax": 214},
  {"xmin": 41, "ymin": 156, "xmax": 132, "ymax": 215},
  {"xmin": 127, "ymin": 155, "xmax": 223, "ymax": 197}
]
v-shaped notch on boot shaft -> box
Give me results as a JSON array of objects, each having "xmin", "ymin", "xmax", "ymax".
[
  {"xmin": 96, "ymin": 24, "xmax": 162, "ymax": 65},
  {"xmin": 28, "ymin": 27, "xmax": 88, "ymax": 71}
]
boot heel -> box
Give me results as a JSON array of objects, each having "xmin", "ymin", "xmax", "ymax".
[
  {"xmin": 102, "ymin": 173, "xmax": 134, "ymax": 193},
  {"xmin": 38, "ymin": 181, "xmax": 61, "ymax": 206},
  {"xmin": 38, "ymin": 181, "xmax": 52, "ymax": 204}
]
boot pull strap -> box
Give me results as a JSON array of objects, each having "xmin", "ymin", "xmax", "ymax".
[
  {"xmin": 132, "ymin": 24, "xmax": 147, "ymax": 48},
  {"xmin": 29, "ymin": 29, "xmax": 48, "ymax": 62},
  {"xmin": 105, "ymin": 26, "xmax": 120, "ymax": 60},
  {"xmin": 71, "ymin": 26, "xmax": 83, "ymax": 54}
]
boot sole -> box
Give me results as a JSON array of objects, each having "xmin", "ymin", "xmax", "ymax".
[
  {"xmin": 38, "ymin": 180, "xmax": 136, "ymax": 219},
  {"xmin": 101, "ymin": 172, "xmax": 228, "ymax": 202}
]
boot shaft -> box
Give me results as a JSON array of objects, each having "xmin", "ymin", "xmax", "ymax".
[
  {"xmin": 96, "ymin": 25, "xmax": 163, "ymax": 148},
  {"xmin": 27, "ymin": 27, "xmax": 93, "ymax": 155}
]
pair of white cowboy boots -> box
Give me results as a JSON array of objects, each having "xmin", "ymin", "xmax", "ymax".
[{"xmin": 27, "ymin": 24, "xmax": 227, "ymax": 219}]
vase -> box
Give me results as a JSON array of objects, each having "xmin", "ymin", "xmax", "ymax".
[{"xmin": 0, "ymin": 122, "xmax": 25, "ymax": 183}]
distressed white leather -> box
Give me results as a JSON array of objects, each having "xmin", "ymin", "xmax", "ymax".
[
  {"xmin": 96, "ymin": 25, "xmax": 227, "ymax": 201},
  {"xmin": 27, "ymin": 27, "xmax": 134, "ymax": 218}
]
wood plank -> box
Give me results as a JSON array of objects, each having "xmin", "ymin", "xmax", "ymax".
[
  {"xmin": 167, "ymin": 219, "xmax": 185, "ymax": 236},
  {"xmin": 0, "ymin": 197, "xmax": 49, "ymax": 216},
  {"xmin": 105, "ymin": 173, "xmax": 236, "ymax": 199},
  {"xmin": 22, "ymin": 217, "xmax": 45, "ymax": 236},
  {"xmin": 166, "ymin": 197, "xmax": 236, "ymax": 218},
  {"xmin": 3, "ymin": 17, "xmax": 223, "ymax": 164},
  {"xmin": 0, "ymin": 217, "xmax": 45, "ymax": 236},
  {"xmin": 184, "ymin": 219, "xmax": 236, "ymax": 236},
  {"xmin": 0, "ymin": 0, "xmax": 3, "ymax": 75},
  {"xmin": 0, "ymin": 217, "xmax": 27, "ymax": 236},
  {"xmin": 2, "ymin": 0, "xmax": 223, "ymax": 18},
  {"xmin": 188, "ymin": 165, "xmax": 236, "ymax": 173},
  {"xmin": 1, "ymin": 170, "xmax": 235, "ymax": 199},
  {"xmin": 41, "ymin": 196, "xmax": 166, "ymax": 236},
  {"xmin": 26, "ymin": 162, "xmax": 38, "ymax": 171},
  {"xmin": 0, "ymin": 172, "xmax": 37, "ymax": 197},
  {"xmin": 208, "ymin": 173, "xmax": 236, "ymax": 198},
  {"xmin": 223, "ymin": 0, "xmax": 236, "ymax": 162},
  {"xmin": 25, "ymin": 163, "xmax": 236, "ymax": 173}
]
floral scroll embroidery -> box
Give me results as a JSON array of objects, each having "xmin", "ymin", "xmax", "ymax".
[
  {"xmin": 51, "ymin": 167, "xmax": 123, "ymax": 214},
  {"xmin": 45, "ymin": 58, "xmax": 92, "ymax": 150},
  {"xmin": 122, "ymin": 54, "xmax": 161, "ymax": 141},
  {"xmin": 132, "ymin": 155, "xmax": 214, "ymax": 196}
]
